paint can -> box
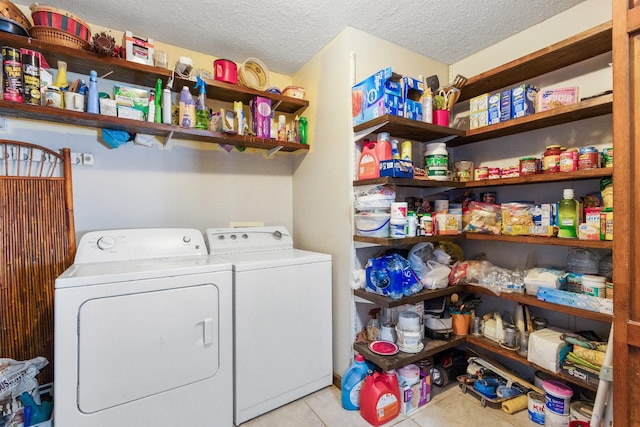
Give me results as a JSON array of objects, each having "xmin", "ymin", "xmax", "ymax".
[
  {"xmin": 543, "ymin": 380, "xmax": 573, "ymax": 415},
  {"xmin": 2, "ymin": 46, "xmax": 23, "ymax": 102},
  {"xmin": 544, "ymin": 406, "xmax": 571, "ymax": 427},
  {"xmin": 528, "ymin": 391, "xmax": 545, "ymax": 425},
  {"xmin": 21, "ymin": 50, "xmax": 40, "ymax": 105},
  {"xmin": 569, "ymin": 401, "xmax": 593, "ymax": 422},
  {"xmin": 390, "ymin": 202, "xmax": 408, "ymax": 219}
]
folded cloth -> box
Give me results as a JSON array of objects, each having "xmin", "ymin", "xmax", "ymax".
[
  {"xmin": 573, "ymin": 345, "xmax": 605, "ymax": 367},
  {"xmin": 567, "ymin": 351, "xmax": 601, "ymax": 372}
]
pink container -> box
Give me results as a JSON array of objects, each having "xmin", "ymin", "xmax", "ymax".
[{"xmin": 214, "ymin": 59, "xmax": 238, "ymax": 85}]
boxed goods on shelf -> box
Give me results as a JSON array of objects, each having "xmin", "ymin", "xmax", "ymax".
[
  {"xmin": 122, "ymin": 31, "xmax": 154, "ymax": 66},
  {"xmin": 538, "ymin": 87, "xmax": 579, "ymax": 112},
  {"xmin": 561, "ymin": 359, "xmax": 600, "ymax": 388},
  {"xmin": 250, "ymin": 96, "xmax": 271, "ymax": 138},
  {"xmin": 402, "ymin": 76, "xmax": 424, "ymax": 121},
  {"xmin": 512, "ymin": 84, "xmax": 538, "ymax": 118},
  {"xmin": 470, "ymin": 93, "xmax": 488, "ymax": 130},
  {"xmin": 500, "ymin": 89, "xmax": 512, "ymax": 121},
  {"xmin": 536, "ymin": 287, "xmax": 613, "ymax": 314},
  {"xmin": 379, "ymin": 159, "xmax": 414, "ymax": 178},
  {"xmin": 527, "ymin": 327, "xmax": 571, "ymax": 373},
  {"xmin": 114, "ymin": 84, "xmax": 149, "ymax": 120},
  {"xmin": 352, "ymin": 68, "xmax": 403, "ymax": 126},
  {"xmin": 487, "ymin": 93, "xmax": 501, "ymax": 125}
]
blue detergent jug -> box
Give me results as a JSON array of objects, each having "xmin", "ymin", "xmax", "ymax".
[{"xmin": 341, "ymin": 353, "xmax": 369, "ymax": 410}]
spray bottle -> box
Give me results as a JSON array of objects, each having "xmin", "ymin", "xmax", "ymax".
[
  {"xmin": 162, "ymin": 78, "xmax": 173, "ymax": 125},
  {"xmin": 179, "ymin": 85, "xmax": 195, "ymax": 128},
  {"xmin": 154, "ymin": 78, "xmax": 162, "ymax": 123},
  {"xmin": 194, "ymin": 76, "xmax": 209, "ymax": 129}
]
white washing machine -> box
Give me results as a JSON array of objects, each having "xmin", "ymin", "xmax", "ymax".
[
  {"xmin": 205, "ymin": 226, "xmax": 332, "ymax": 425},
  {"xmin": 54, "ymin": 228, "xmax": 233, "ymax": 426}
]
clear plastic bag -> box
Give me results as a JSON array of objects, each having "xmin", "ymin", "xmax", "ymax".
[{"xmin": 408, "ymin": 243, "xmax": 450, "ymax": 290}]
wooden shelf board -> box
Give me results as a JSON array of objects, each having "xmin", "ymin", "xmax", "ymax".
[
  {"xmin": 0, "ymin": 101, "xmax": 309, "ymax": 152},
  {"xmin": 0, "ymin": 32, "xmax": 307, "ymax": 114},
  {"xmin": 467, "ymin": 285, "xmax": 613, "ymax": 323},
  {"xmin": 354, "ymin": 335, "xmax": 466, "ymax": 371},
  {"xmin": 458, "ymin": 21, "xmax": 612, "ymax": 102},
  {"xmin": 353, "ymin": 115, "xmax": 465, "ymax": 142},
  {"xmin": 464, "ymin": 168, "xmax": 611, "ymax": 188},
  {"xmin": 353, "ymin": 234, "xmax": 460, "ymax": 246},
  {"xmin": 464, "ymin": 233, "xmax": 613, "ymax": 250},
  {"xmin": 354, "ymin": 285, "xmax": 466, "ymax": 308},
  {"xmin": 353, "ymin": 176, "xmax": 463, "ymax": 188},
  {"xmin": 466, "ymin": 335, "xmax": 598, "ymax": 391},
  {"xmin": 451, "ymin": 95, "xmax": 612, "ymax": 146}
]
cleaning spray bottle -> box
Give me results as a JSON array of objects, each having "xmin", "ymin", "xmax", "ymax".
[
  {"xmin": 52, "ymin": 60, "xmax": 68, "ymax": 89},
  {"xmin": 194, "ymin": 76, "xmax": 209, "ymax": 129},
  {"xmin": 162, "ymin": 78, "xmax": 173, "ymax": 125},
  {"xmin": 179, "ymin": 85, "xmax": 195, "ymax": 128},
  {"xmin": 154, "ymin": 78, "xmax": 163, "ymax": 123}
]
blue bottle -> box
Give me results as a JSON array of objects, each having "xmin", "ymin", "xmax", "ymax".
[
  {"xmin": 341, "ymin": 353, "xmax": 369, "ymax": 410},
  {"xmin": 87, "ymin": 70, "xmax": 99, "ymax": 114}
]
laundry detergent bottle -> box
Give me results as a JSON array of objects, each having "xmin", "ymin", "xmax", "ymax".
[
  {"xmin": 341, "ymin": 353, "xmax": 369, "ymax": 410},
  {"xmin": 360, "ymin": 369, "xmax": 400, "ymax": 426},
  {"xmin": 358, "ymin": 139, "xmax": 380, "ymax": 180}
]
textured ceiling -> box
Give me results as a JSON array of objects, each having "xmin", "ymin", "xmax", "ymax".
[{"xmin": 19, "ymin": 0, "xmax": 586, "ymax": 75}]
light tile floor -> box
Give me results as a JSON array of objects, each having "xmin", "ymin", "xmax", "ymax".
[{"xmin": 241, "ymin": 383, "xmax": 532, "ymax": 426}]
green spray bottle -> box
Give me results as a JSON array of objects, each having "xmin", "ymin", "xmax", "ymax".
[
  {"xmin": 154, "ymin": 78, "xmax": 162, "ymax": 123},
  {"xmin": 194, "ymin": 76, "xmax": 209, "ymax": 129}
]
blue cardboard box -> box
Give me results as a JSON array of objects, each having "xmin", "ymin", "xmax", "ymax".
[
  {"xmin": 500, "ymin": 89, "xmax": 512, "ymax": 122},
  {"xmin": 402, "ymin": 76, "xmax": 424, "ymax": 121},
  {"xmin": 352, "ymin": 68, "xmax": 403, "ymax": 126},
  {"xmin": 512, "ymin": 84, "xmax": 538, "ymax": 118},
  {"xmin": 487, "ymin": 92, "xmax": 501, "ymax": 125},
  {"xmin": 380, "ymin": 159, "xmax": 414, "ymax": 178}
]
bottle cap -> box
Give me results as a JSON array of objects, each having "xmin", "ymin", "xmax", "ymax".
[
  {"xmin": 563, "ymin": 189, "xmax": 574, "ymax": 199},
  {"xmin": 355, "ymin": 353, "xmax": 365, "ymax": 362}
]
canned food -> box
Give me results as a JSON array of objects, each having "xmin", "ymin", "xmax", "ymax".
[
  {"xmin": 488, "ymin": 167, "xmax": 501, "ymax": 179},
  {"xmin": 602, "ymin": 147, "xmax": 613, "ymax": 168},
  {"xmin": 578, "ymin": 146, "xmax": 600, "ymax": 170},
  {"xmin": 519, "ymin": 157, "xmax": 538, "ymax": 175},
  {"xmin": 559, "ymin": 149, "xmax": 578, "ymax": 172}
]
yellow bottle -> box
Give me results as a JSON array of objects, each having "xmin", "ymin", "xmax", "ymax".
[{"xmin": 52, "ymin": 61, "xmax": 68, "ymax": 89}]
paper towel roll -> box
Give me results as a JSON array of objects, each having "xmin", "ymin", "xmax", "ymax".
[{"xmin": 502, "ymin": 394, "xmax": 528, "ymax": 414}]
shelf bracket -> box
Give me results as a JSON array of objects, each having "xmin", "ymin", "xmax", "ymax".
[
  {"xmin": 272, "ymin": 100, "xmax": 283, "ymax": 112},
  {"xmin": 267, "ymin": 145, "xmax": 283, "ymax": 158},
  {"xmin": 163, "ymin": 131, "xmax": 175, "ymax": 150},
  {"xmin": 353, "ymin": 121, "xmax": 389, "ymax": 142}
]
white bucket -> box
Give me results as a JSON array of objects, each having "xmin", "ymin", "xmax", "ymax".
[
  {"xmin": 544, "ymin": 407, "xmax": 570, "ymax": 427},
  {"xmin": 543, "ymin": 380, "xmax": 573, "ymax": 415},
  {"xmin": 528, "ymin": 391, "xmax": 545, "ymax": 425},
  {"xmin": 581, "ymin": 275, "xmax": 606, "ymax": 298},
  {"xmin": 355, "ymin": 213, "xmax": 390, "ymax": 238},
  {"xmin": 390, "ymin": 218, "xmax": 406, "ymax": 238},
  {"xmin": 390, "ymin": 202, "xmax": 408, "ymax": 218}
]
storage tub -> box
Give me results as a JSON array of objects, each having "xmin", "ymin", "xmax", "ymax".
[{"xmin": 355, "ymin": 213, "xmax": 390, "ymax": 237}]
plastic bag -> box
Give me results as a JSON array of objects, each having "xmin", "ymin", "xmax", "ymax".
[
  {"xmin": 462, "ymin": 201, "xmax": 502, "ymax": 234},
  {"xmin": 0, "ymin": 357, "xmax": 48, "ymax": 400},
  {"xmin": 365, "ymin": 253, "xmax": 421, "ymax": 299},
  {"xmin": 408, "ymin": 243, "xmax": 450, "ymax": 290}
]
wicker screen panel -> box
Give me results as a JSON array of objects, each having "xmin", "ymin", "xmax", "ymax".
[{"xmin": 0, "ymin": 142, "xmax": 75, "ymax": 386}]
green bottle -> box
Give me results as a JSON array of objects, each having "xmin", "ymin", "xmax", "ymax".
[
  {"xmin": 557, "ymin": 188, "xmax": 578, "ymax": 238},
  {"xmin": 299, "ymin": 116, "xmax": 308, "ymax": 144}
]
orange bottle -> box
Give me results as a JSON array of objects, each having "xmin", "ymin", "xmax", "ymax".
[
  {"xmin": 358, "ymin": 140, "xmax": 380, "ymax": 180},
  {"xmin": 359, "ymin": 370, "xmax": 400, "ymax": 426}
]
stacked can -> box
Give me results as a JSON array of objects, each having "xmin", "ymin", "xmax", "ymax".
[{"xmin": 390, "ymin": 202, "xmax": 408, "ymax": 238}]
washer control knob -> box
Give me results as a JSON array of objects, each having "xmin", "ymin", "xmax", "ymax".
[
  {"xmin": 273, "ymin": 230, "xmax": 282, "ymax": 240},
  {"xmin": 96, "ymin": 236, "xmax": 116, "ymax": 250},
  {"xmin": 242, "ymin": 234, "xmax": 248, "ymax": 239},
  {"xmin": 217, "ymin": 235, "xmax": 225, "ymax": 241},
  {"xmin": 183, "ymin": 235, "xmax": 192, "ymax": 243},
  {"xmin": 230, "ymin": 234, "xmax": 237, "ymax": 240}
]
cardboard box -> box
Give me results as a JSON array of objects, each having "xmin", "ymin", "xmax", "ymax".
[
  {"xmin": 561, "ymin": 360, "xmax": 600, "ymax": 388},
  {"xmin": 114, "ymin": 84, "xmax": 149, "ymax": 120},
  {"xmin": 250, "ymin": 96, "xmax": 271, "ymax": 139},
  {"xmin": 400, "ymin": 370, "xmax": 431, "ymax": 415},
  {"xmin": 210, "ymin": 109, "xmax": 237, "ymax": 133},
  {"xmin": 352, "ymin": 68, "xmax": 403, "ymax": 126},
  {"xmin": 434, "ymin": 213, "xmax": 461, "ymax": 235},
  {"xmin": 500, "ymin": 89, "xmax": 512, "ymax": 121},
  {"xmin": 538, "ymin": 86, "xmax": 579, "ymax": 111},
  {"xmin": 487, "ymin": 93, "xmax": 501, "ymax": 125},
  {"xmin": 402, "ymin": 76, "xmax": 424, "ymax": 121},
  {"xmin": 470, "ymin": 110, "xmax": 488, "ymax": 129},
  {"xmin": 512, "ymin": 84, "xmax": 538, "ymax": 118},
  {"xmin": 536, "ymin": 287, "xmax": 613, "ymax": 314},
  {"xmin": 379, "ymin": 159, "xmax": 414, "ymax": 178},
  {"xmin": 122, "ymin": 30, "xmax": 155, "ymax": 66},
  {"xmin": 470, "ymin": 94, "xmax": 488, "ymax": 113}
]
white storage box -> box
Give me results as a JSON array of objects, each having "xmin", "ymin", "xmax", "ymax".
[
  {"xmin": 355, "ymin": 213, "xmax": 390, "ymax": 237},
  {"xmin": 527, "ymin": 327, "xmax": 571, "ymax": 373}
]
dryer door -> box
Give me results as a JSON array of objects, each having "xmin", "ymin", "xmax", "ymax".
[{"xmin": 77, "ymin": 283, "xmax": 219, "ymax": 413}]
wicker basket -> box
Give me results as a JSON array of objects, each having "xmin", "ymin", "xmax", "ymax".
[
  {"xmin": 29, "ymin": 26, "xmax": 91, "ymax": 50},
  {"xmin": 30, "ymin": 3, "xmax": 91, "ymax": 42},
  {"xmin": 0, "ymin": 0, "xmax": 32, "ymax": 29}
]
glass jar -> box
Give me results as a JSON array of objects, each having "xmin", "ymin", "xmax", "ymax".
[
  {"xmin": 578, "ymin": 146, "xmax": 600, "ymax": 170},
  {"xmin": 519, "ymin": 157, "xmax": 538, "ymax": 175},
  {"xmin": 559, "ymin": 148, "xmax": 579, "ymax": 172},
  {"xmin": 543, "ymin": 145, "xmax": 563, "ymax": 173}
]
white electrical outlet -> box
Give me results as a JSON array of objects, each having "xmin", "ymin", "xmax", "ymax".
[
  {"xmin": 82, "ymin": 153, "xmax": 94, "ymax": 165},
  {"xmin": 70, "ymin": 152, "xmax": 82, "ymax": 165}
]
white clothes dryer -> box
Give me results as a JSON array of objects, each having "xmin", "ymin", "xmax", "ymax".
[
  {"xmin": 205, "ymin": 226, "xmax": 332, "ymax": 426},
  {"xmin": 54, "ymin": 228, "xmax": 233, "ymax": 427}
]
